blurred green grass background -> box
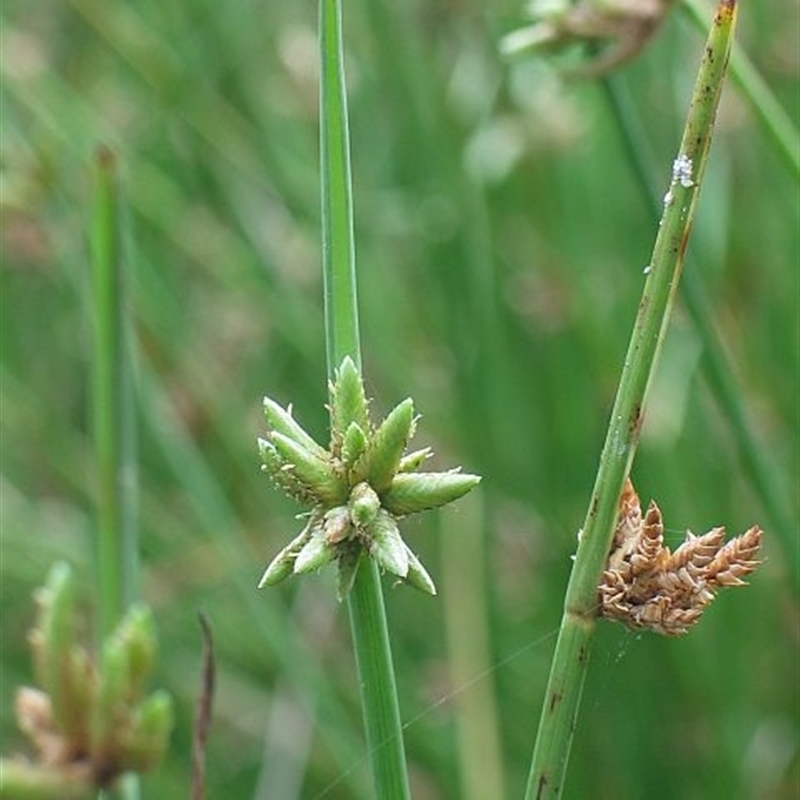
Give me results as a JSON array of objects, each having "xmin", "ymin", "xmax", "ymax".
[{"xmin": 1, "ymin": 1, "xmax": 797, "ymax": 798}]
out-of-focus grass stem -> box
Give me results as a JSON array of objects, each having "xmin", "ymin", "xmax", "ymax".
[
  {"xmin": 91, "ymin": 146, "xmax": 138, "ymax": 634},
  {"xmin": 319, "ymin": 1, "xmax": 411, "ymax": 798},
  {"xmin": 524, "ymin": 3, "xmax": 738, "ymax": 798},
  {"xmin": 91, "ymin": 146, "xmax": 140, "ymax": 800},
  {"xmin": 441, "ymin": 490, "xmax": 506, "ymax": 800}
]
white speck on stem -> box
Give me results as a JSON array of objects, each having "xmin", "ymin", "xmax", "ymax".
[
  {"xmin": 672, "ymin": 153, "xmax": 694, "ymax": 188},
  {"xmin": 570, "ymin": 528, "xmax": 584, "ymax": 561},
  {"xmin": 663, "ymin": 188, "xmax": 674, "ymax": 207},
  {"xmin": 643, "ymin": 264, "xmax": 652, "ymax": 275},
  {"xmin": 611, "ymin": 429, "xmax": 629, "ymax": 458}
]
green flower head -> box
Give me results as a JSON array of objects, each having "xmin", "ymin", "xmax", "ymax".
[{"xmin": 258, "ymin": 357, "xmax": 481, "ymax": 599}]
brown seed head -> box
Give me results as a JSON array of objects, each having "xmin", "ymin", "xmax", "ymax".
[{"xmin": 599, "ymin": 482, "xmax": 763, "ymax": 636}]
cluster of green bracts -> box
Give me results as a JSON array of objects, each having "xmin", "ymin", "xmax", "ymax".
[
  {"xmin": 0, "ymin": 563, "xmax": 172, "ymax": 799},
  {"xmin": 258, "ymin": 356, "xmax": 481, "ymax": 599}
]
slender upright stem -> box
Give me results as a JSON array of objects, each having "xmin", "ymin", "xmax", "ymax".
[
  {"xmin": 599, "ymin": 74, "xmax": 800, "ymax": 594},
  {"xmin": 320, "ymin": 0, "xmax": 360, "ymax": 375},
  {"xmin": 523, "ymin": 3, "xmax": 738, "ymax": 798},
  {"xmin": 441, "ymin": 490, "xmax": 507, "ymax": 800},
  {"xmin": 681, "ymin": 0, "xmax": 800, "ymax": 179},
  {"xmin": 346, "ymin": 557, "xmax": 412, "ymax": 800},
  {"xmin": 91, "ymin": 145, "xmax": 138, "ymax": 637},
  {"xmin": 91, "ymin": 147, "xmax": 140, "ymax": 800},
  {"xmin": 318, "ymin": 2, "xmax": 411, "ymax": 797}
]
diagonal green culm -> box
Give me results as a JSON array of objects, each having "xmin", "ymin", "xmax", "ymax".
[{"xmin": 523, "ymin": 3, "xmax": 739, "ymax": 799}]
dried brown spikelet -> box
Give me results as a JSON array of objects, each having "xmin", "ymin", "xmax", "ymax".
[
  {"xmin": 631, "ymin": 500, "xmax": 665, "ymax": 575},
  {"xmin": 704, "ymin": 526, "xmax": 763, "ymax": 587},
  {"xmin": 598, "ymin": 480, "xmax": 763, "ymax": 636},
  {"xmin": 666, "ymin": 527, "xmax": 726, "ymax": 573}
]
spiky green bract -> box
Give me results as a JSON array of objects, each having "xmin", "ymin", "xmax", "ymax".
[
  {"xmin": 258, "ymin": 437, "xmax": 316, "ymax": 505},
  {"xmin": 294, "ymin": 522, "xmax": 337, "ymax": 573},
  {"xmin": 112, "ymin": 605, "xmax": 156, "ymax": 698},
  {"xmin": 258, "ymin": 552, "xmax": 295, "ymax": 588},
  {"xmin": 259, "ymin": 521, "xmax": 317, "ymax": 587},
  {"xmin": 403, "ymin": 544, "xmax": 437, "ymax": 596},
  {"xmin": 330, "ymin": 356, "xmax": 370, "ymax": 452},
  {"xmin": 368, "ymin": 510, "xmax": 409, "ymax": 578},
  {"xmin": 263, "ymin": 397, "xmax": 328, "ymax": 458},
  {"xmin": 124, "ymin": 690, "xmax": 174, "ymax": 773},
  {"xmin": 91, "ymin": 634, "xmax": 130, "ymax": 758},
  {"xmin": 269, "ymin": 432, "xmax": 347, "ymax": 506},
  {"xmin": 349, "ymin": 481, "xmax": 381, "ymax": 528},
  {"xmin": 358, "ymin": 398, "xmax": 415, "ymax": 490},
  {"xmin": 259, "ymin": 356, "xmax": 481, "ymax": 596},
  {"xmin": 91, "ymin": 603, "xmax": 164, "ymax": 761},
  {"xmin": 398, "ymin": 448, "xmax": 433, "ymax": 473},
  {"xmin": 29, "ymin": 563, "xmax": 94, "ymax": 751},
  {"xmin": 30, "ymin": 563, "xmax": 77, "ymax": 737},
  {"xmin": 9, "ymin": 565, "xmax": 173, "ymax": 794},
  {"xmin": 382, "ymin": 471, "xmax": 482, "ymax": 516},
  {"xmin": 341, "ymin": 421, "xmax": 368, "ymax": 468}
]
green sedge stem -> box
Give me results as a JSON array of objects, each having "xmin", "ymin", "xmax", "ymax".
[
  {"xmin": 320, "ymin": 0, "xmax": 360, "ymax": 374},
  {"xmin": 681, "ymin": 0, "xmax": 800, "ymax": 179},
  {"xmin": 346, "ymin": 555, "xmax": 413, "ymax": 800},
  {"xmin": 524, "ymin": 3, "xmax": 738, "ymax": 798},
  {"xmin": 318, "ymin": 2, "xmax": 411, "ymax": 798},
  {"xmin": 91, "ymin": 146, "xmax": 138, "ymax": 639},
  {"xmin": 91, "ymin": 147, "xmax": 140, "ymax": 800},
  {"xmin": 599, "ymin": 75, "xmax": 800, "ymax": 593}
]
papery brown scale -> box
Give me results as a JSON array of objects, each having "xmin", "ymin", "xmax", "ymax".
[
  {"xmin": 664, "ymin": 607, "xmax": 702, "ymax": 635},
  {"xmin": 713, "ymin": 571, "xmax": 748, "ymax": 587},
  {"xmin": 640, "ymin": 596, "xmax": 671, "ymax": 627},
  {"xmin": 615, "ymin": 479, "xmax": 643, "ymax": 546},
  {"xmin": 655, "ymin": 572, "xmax": 677, "ymax": 596},
  {"xmin": 618, "ymin": 478, "xmax": 640, "ymax": 515},
  {"xmin": 692, "ymin": 528, "xmax": 727, "ymax": 567},
  {"xmin": 631, "ymin": 500, "xmax": 664, "ymax": 574},
  {"xmin": 613, "ymin": 561, "xmax": 635, "ymax": 581},
  {"xmin": 667, "ymin": 527, "xmax": 726, "ymax": 572},
  {"xmin": 704, "ymin": 526, "xmax": 762, "ymax": 585},
  {"xmin": 601, "ymin": 591, "xmax": 626, "ymax": 609},
  {"xmin": 676, "ymin": 566, "xmax": 698, "ymax": 591},
  {"xmin": 642, "ymin": 499, "xmax": 664, "ymax": 541},
  {"xmin": 634, "ymin": 571, "xmax": 666, "ymax": 601},
  {"xmin": 598, "ymin": 570, "xmax": 623, "ymax": 596},
  {"xmin": 628, "ymin": 553, "xmax": 651, "ymax": 573}
]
